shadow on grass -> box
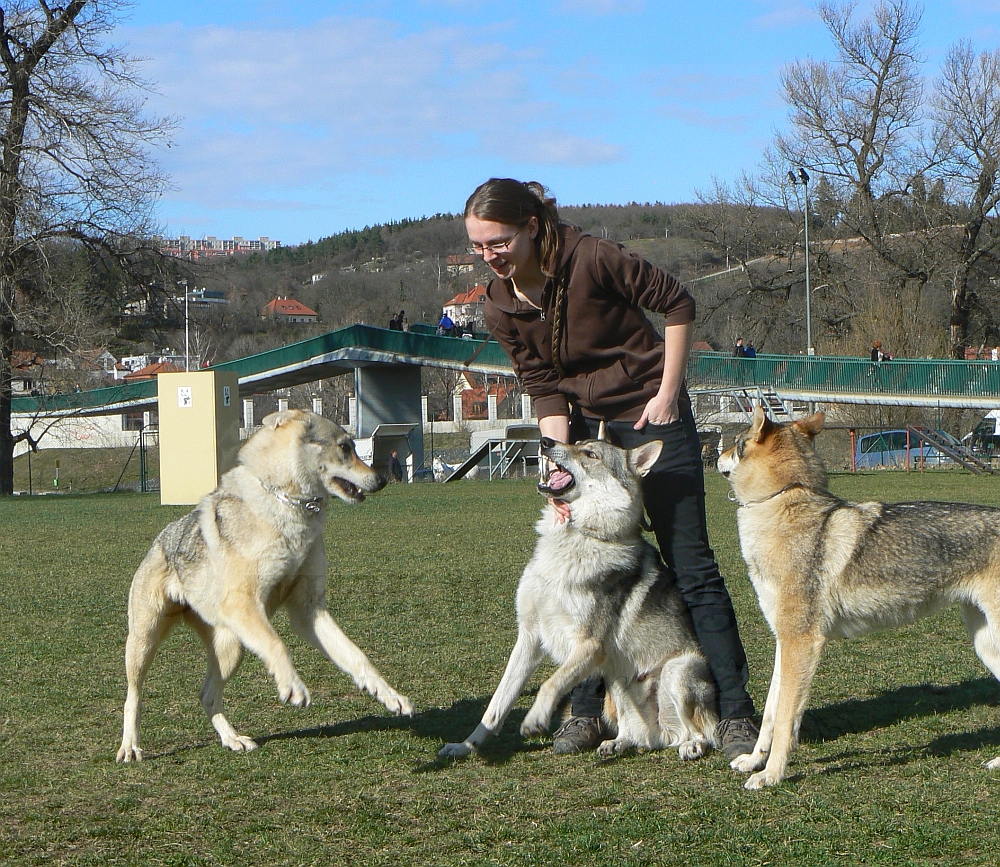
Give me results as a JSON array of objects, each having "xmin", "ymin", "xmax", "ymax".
[
  {"xmin": 783, "ymin": 724, "xmax": 1000, "ymax": 782},
  {"xmin": 128, "ymin": 693, "xmax": 552, "ymax": 765},
  {"xmin": 755, "ymin": 677, "xmax": 1000, "ymax": 780},
  {"xmin": 799, "ymin": 676, "xmax": 1000, "ymax": 745},
  {"xmin": 410, "ymin": 695, "xmax": 552, "ymax": 773},
  {"xmin": 253, "ymin": 694, "xmax": 550, "ymax": 771}
]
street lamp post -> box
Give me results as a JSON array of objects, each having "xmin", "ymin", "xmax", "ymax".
[
  {"xmin": 177, "ymin": 279, "xmax": 190, "ymax": 371},
  {"xmin": 788, "ymin": 168, "xmax": 814, "ymax": 356}
]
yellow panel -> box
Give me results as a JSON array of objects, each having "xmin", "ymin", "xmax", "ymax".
[{"xmin": 158, "ymin": 371, "xmax": 239, "ymax": 505}]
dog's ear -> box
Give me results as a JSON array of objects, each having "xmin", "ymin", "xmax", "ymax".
[
  {"xmin": 750, "ymin": 405, "xmax": 773, "ymax": 443},
  {"xmin": 793, "ymin": 411, "xmax": 825, "ymax": 440},
  {"xmin": 629, "ymin": 440, "xmax": 663, "ymax": 477},
  {"xmin": 262, "ymin": 409, "xmax": 302, "ymax": 430}
]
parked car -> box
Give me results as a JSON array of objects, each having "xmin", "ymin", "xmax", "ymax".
[
  {"xmin": 963, "ymin": 410, "xmax": 1000, "ymax": 458},
  {"xmin": 854, "ymin": 429, "xmax": 958, "ymax": 469}
]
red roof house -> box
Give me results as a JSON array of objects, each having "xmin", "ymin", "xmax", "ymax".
[
  {"xmin": 443, "ymin": 285, "xmax": 487, "ymax": 329},
  {"xmin": 124, "ymin": 361, "xmax": 183, "ymax": 382},
  {"xmin": 261, "ymin": 297, "xmax": 319, "ymax": 323}
]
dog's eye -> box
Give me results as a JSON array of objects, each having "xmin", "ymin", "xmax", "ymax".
[
  {"xmin": 582, "ymin": 449, "xmax": 598, "ymax": 459},
  {"xmin": 340, "ymin": 443, "xmax": 352, "ymax": 455}
]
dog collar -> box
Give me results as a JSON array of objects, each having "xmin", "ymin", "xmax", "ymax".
[
  {"xmin": 730, "ymin": 482, "xmax": 834, "ymax": 509},
  {"xmin": 260, "ymin": 481, "xmax": 325, "ymax": 514}
]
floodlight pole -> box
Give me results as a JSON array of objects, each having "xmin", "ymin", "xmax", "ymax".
[
  {"xmin": 178, "ymin": 279, "xmax": 190, "ymax": 371},
  {"xmin": 788, "ymin": 168, "xmax": 813, "ymax": 356},
  {"xmin": 801, "ymin": 168, "xmax": 813, "ymax": 357}
]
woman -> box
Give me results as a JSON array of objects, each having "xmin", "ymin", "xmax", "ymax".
[{"xmin": 465, "ymin": 178, "xmax": 758, "ymax": 759}]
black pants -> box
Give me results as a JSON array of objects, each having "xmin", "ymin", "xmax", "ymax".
[{"xmin": 568, "ymin": 407, "xmax": 755, "ymax": 721}]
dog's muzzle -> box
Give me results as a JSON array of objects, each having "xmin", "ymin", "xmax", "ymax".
[{"xmin": 538, "ymin": 441, "xmax": 575, "ymax": 497}]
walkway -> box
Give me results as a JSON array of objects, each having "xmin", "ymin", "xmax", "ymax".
[
  {"xmin": 688, "ymin": 353, "xmax": 1000, "ymax": 409},
  {"xmin": 12, "ymin": 331, "xmax": 1000, "ymax": 418},
  {"xmin": 11, "ymin": 324, "xmax": 513, "ymax": 417}
]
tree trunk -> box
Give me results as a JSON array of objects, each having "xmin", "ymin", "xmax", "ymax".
[{"xmin": 950, "ymin": 276, "xmax": 970, "ymax": 360}]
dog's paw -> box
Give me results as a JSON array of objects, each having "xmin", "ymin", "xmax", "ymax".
[
  {"xmin": 744, "ymin": 769, "xmax": 784, "ymax": 790},
  {"xmin": 597, "ymin": 738, "xmax": 628, "ymax": 759},
  {"xmin": 116, "ymin": 744, "xmax": 143, "ymax": 763},
  {"xmin": 381, "ymin": 691, "xmax": 414, "ymax": 717},
  {"xmin": 438, "ymin": 742, "xmax": 474, "ymax": 760},
  {"xmin": 519, "ymin": 708, "xmax": 551, "ymax": 738},
  {"xmin": 730, "ymin": 751, "xmax": 767, "ymax": 774},
  {"xmin": 220, "ymin": 734, "xmax": 258, "ymax": 753},
  {"xmin": 278, "ymin": 676, "xmax": 311, "ymax": 708},
  {"xmin": 678, "ymin": 739, "xmax": 709, "ymax": 761}
]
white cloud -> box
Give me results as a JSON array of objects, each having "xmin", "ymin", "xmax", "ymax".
[
  {"xmin": 558, "ymin": 0, "xmax": 647, "ymax": 13},
  {"xmin": 122, "ymin": 15, "xmax": 621, "ymax": 213},
  {"xmin": 648, "ymin": 70, "xmax": 764, "ymax": 104},
  {"xmin": 497, "ymin": 129, "xmax": 624, "ymax": 165},
  {"xmin": 656, "ymin": 105, "xmax": 754, "ymax": 134},
  {"xmin": 748, "ymin": 0, "xmax": 816, "ymax": 30}
]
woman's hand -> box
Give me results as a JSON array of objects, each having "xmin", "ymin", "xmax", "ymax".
[
  {"xmin": 548, "ymin": 496, "xmax": 571, "ymax": 523},
  {"xmin": 634, "ymin": 393, "xmax": 679, "ymax": 430}
]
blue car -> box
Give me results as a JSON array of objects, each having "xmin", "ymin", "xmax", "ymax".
[{"xmin": 854, "ymin": 429, "xmax": 957, "ymax": 469}]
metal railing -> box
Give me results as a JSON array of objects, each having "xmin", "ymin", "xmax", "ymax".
[
  {"xmin": 14, "ymin": 333, "xmax": 1000, "ymax": 418},
  {"xmin": 688, "ymin": 353, "xmax": 1000, "ymax": 408}
]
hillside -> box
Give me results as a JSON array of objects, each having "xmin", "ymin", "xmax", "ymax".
[{"xmin": 171, "ymin": 204, "xmax": 738, "ymax": 367}]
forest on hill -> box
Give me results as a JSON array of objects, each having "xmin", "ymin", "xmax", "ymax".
[{"xmin": 171, "ymin": 202, "xmax": 790, "ymax": 369}]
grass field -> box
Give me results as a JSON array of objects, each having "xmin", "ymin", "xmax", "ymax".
[{"xmin": 3, "ymin": 470, "xmax": 1000, "ymax": 866}]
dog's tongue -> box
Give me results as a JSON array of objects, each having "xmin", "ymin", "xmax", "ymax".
[{"xmin": 546, "ymin": 469, "xmax": 573, "ymax": 493}]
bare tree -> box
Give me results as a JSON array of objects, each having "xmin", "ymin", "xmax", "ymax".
[
  {"xmin": 931, "ymin": 42, "xmax": 1000, "ymax": 356},
  {"xmin": 776, "ymin": 1, "xmax": 925, "ymax": 252},
  {"xmin": 0, "ymin": 0, "xmax": 172, "ymax": 494},
  {"xmin": 693, "ymin": 1, "xmax": 1000, "ymax": 358}
]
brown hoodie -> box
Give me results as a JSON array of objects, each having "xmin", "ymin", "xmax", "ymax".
[{"xmin": 484, "ymin": 225, "xmax": 696, "ymax": 422}]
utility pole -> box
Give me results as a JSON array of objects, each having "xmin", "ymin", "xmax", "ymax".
[{"xmin": 788, "ymin": 168, "xmax": 813, "ymax": 356}]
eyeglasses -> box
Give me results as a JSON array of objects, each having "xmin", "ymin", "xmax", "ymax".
[{"xmin": 466, "ymin": 227, "xmax": 523, "ymax": 257}]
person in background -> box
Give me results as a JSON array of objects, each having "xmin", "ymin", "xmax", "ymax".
[
  {"xmin": 733, "ymin": 337, "xmax": 746, "ymax": 357},
  {"xmin": 387, "ymin": 450, "xmax": 403, "ymax": 482},
  {"xmin": 464, "ymin": 177, "xmax": 758, "ymax": 760},
  {"xmin": 871, "ymin": 340, "xmax": 891, "ymax": 362},
  {"xmin": 438, "ymin": 312, "xmax": 455, "ymax": 336},
  {"xmin": 744, "ymin": 340, "xmax": 757, "ymax": 358}
]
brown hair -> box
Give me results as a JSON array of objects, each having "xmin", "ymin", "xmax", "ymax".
[
  {"xmin": 464, "ymin": 178, "xmax": 562, "ymax": 278},
  {"xmin": 466, "ymin": 179, "xmax": 570, "ymax": 376}
]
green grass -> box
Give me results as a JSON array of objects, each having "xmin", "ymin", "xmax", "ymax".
[
  {"xmin": 2, "ymin": 471, "xmax": 1000, "ymax": 865},
  {"xmin": 13, "ymin": 446, "xmax": 159, "ymax": 494}
]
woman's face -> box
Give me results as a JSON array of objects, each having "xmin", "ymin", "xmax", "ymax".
[{"xmin": 465, "ymin": 214, "xmax": 540, "ymax": 283}]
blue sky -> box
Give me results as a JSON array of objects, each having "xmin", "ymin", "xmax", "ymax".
[{"xmin": 119, "ymin": 1, "xmax": 1000, "ymax": 245}]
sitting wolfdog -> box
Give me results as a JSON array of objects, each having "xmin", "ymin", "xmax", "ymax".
[
  {"xmin": 440, "ymin": 437, "xmax": 718, "ymax": 760},
  {"xmin": 117, "ymin": 409, "xmax": 413, "ymax": 762}
]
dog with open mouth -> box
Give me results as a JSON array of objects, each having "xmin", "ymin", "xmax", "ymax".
[
  {"xmin": 440, "ymin": 436, "xmax": 719, "ymax": 761},
  {"xmin": 117, "ymin": 409, "xmax": 413, "ymax": 762}
]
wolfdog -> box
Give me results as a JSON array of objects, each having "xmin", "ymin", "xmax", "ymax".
[
  {"xmin": 117, "ymin": 409, "xmax": 413, "ymax": 762},
  {"xmin": 718, "ymin": 406, "xmax": 1000, "ymax": 789},
  {"xmin": 440, "ymin": 436, "xmax": 718, "ymax": 760}
]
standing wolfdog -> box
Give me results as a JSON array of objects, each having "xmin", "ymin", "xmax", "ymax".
[
  {"xmin": 117, "ymin": 409, "xmax": 413, "ymax": 763},
  {"xmin": 440, "ymin": 437, "xmax": 718, "ymax": 761},
  {"xmin": 718, "ymin": 406, "xmax": 1000, "ymax": 789}
]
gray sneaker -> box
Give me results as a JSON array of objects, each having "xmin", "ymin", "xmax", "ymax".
[
  {"xmin": 552, "ymin": 716, "xmax": 604, "ymax": 755},
  {"xmin": 716, "ymin": 716, "xmax": 760, "ymax": 759}
]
